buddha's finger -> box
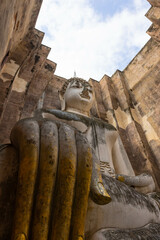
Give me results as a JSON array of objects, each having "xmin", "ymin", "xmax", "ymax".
[
  {"xmin": 117, "ymin": 173, "xmax": 155, "ymax": 188},
  {"xmin": 10, "ymin": 119, "xmax": 40, "ymax": 240},
  {"xmin": 70, "ymin": 132, "xmax": 92, "ymax": 240},
  {"xmin": 90, "ymin": 150, "xmax": 111, "ymax": 205},
  {"xmin": 51, "ymin": 124, "xmax": 77, "ymax": 240},
  {"xmin": 31, "ymin": 121, "xmax": 58, "ymax": 240}
]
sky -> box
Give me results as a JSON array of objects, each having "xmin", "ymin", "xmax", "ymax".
[{"xmin": 36, "ymin": 0, "xmax": 151, "ymax": 81}]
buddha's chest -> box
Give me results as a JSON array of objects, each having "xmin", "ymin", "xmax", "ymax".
[{"xmin": 42, "ymin": 111, "xmax": 117, "ymax": 169}]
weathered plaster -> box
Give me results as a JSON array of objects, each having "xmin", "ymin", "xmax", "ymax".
[
  {"xmin": 0, "ymin": 60, "xmax": 19, "ymax": 82},
  {"xmin": 12, "ymin": 75, "xmax": 27, "ymax": 93}
]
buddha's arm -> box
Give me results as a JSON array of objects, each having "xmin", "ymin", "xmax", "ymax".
[
  {"xmin": 112, "ymin": 135, "xmax": 155, "ymax": 193},
  {"xmin": 112, "ymin": 135, "xmax": 135, "ymax": 176}
]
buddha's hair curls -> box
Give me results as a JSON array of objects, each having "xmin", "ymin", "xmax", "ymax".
[{"xmin": 60, "ymin": 77, "xmax": 92, "ymax": 96}]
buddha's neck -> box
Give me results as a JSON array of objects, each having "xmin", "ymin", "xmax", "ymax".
[{"xmin": 65, "ymin": 107, "xmax": 90, "ymax": 117}]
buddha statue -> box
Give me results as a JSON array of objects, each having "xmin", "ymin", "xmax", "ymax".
[{"xmin": 0, "ymin": 77, "xmax": 160, "ymax": 240}]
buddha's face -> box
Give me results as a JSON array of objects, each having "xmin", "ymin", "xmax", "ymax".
[{"xmin": 63, "ymin": 80, "xmax": 94, "ymax": 115}]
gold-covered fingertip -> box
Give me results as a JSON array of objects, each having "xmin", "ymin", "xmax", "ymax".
[
  {"xmin": 90, "ymin": 181, "xmax": 112, "ymax": 205},
  {"xmin": 98, "ymin": 182, "xmax": 111, "ymax": 198},
  {"xmin": 117, "ymin": 175, "xmax": 125, "ymax": 182},
  {"xmin": 15, "ymin": 233, "xmax": 26, "ymax": 240}
]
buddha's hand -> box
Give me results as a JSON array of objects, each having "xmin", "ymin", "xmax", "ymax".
[
  {"xmin": 90, "ymin": 150, "xmax": 112, "ymax": 205},
  {"xmin": 10, "ymin": 118, "xmax": 111, "ymax": 240}
]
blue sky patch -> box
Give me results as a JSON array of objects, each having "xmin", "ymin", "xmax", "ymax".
[{"xmin": 89, "ymin": 0, "xmax": 150, "ymax": 20}]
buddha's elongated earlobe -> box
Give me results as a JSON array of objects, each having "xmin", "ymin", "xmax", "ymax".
[{"xmin": 58, "ymin": 90, "xmax": 65, "ymax": 111}]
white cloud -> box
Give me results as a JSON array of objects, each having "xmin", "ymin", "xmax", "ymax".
[{"xmin": 36, "ymin": 0, "xmax": 151, "ymax": 80}]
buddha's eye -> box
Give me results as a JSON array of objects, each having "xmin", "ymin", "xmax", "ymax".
[
  {"xmin": 76, "ymin": 83, "xmax": 81, "ymax": 88},
  {"xmin": 70, "ymin": 82, "xmax": 82, "ymax": 88},
  {"xmin": 87, "ymin": 88, "xmax": 92, "ymax": 93}
]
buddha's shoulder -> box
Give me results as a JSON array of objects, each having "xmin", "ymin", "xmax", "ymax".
[
  {"xmin": 91, "ymin": 116, "xmax": 116, "ymax": 131},
  {"xmin": 34, "ymin": 109, "xmax": 117, "ymax": 131}
]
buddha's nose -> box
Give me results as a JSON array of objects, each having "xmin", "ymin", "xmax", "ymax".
[
  {"xmin": 83, "ymin": 86, "xmax": 89, "ymax": 94},
  {"xmin": 82, "ymin": 87, "xmax": 88, "ymax": 93},
  {"xmin": 81, "ymin": 87, "xmax": 90, "ymax": 99}
]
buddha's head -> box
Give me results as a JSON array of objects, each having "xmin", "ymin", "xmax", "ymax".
[{"xmin": 59, "ymin": 77, "xmax": 94, "ymax": 116}]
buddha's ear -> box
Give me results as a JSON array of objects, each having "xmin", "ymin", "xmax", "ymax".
[{"xmin": 58, "ymin": 91, "xmax": 65, "ymax": 111}]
